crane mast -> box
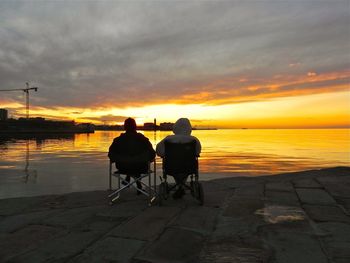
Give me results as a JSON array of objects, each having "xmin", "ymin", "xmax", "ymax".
[{"xmin": 0, "ymin": 82, "xmax": 38, "ymax": 119}]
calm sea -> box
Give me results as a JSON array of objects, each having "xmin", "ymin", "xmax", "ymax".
[{"xmin": 0, "ymin": 129, "xmax": 349, "ymax": 199}]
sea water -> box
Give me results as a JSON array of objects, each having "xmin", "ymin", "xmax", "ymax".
[{"xmin": 0, "ymin": 129, "xmax": 349, "ymax": 198}]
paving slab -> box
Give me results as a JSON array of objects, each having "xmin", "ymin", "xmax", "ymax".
[
  {"xmin": 214, "ymin": 197, "xmax": 266, "ymax": 239},
  {"xmin": 69, "ymin": 236, "xmax": 145, "ymax": 263},
  {"xmin": 317, "ymin": 174, "xmax": 350, "ymax": 185},
  {"xmin": 333, "ymin": 258, "xmax": 350, "ymax": 263},
  {"xmin": 0, "ymin": 196, "xmax": 47, "ymax": 216},
  {"xmin": 234, "ymin": 184, "xmax": 265, "ymax": 197},
  {"xmin": 201, "ymin": 181, "xmax": 232, "ymax": 192},
  {"xmin": 212, "ymin": 177, "xmax": 265, "ymax": 189},
  {"xmin": 10, "ymin": 230, "xmax": 103, "ymax": 263},
  {"xmin": 265, "ymin": 190, "xmax": 300, "ymax": 206},
  {"xmin": 6, "ymin": 195, "xmax": 66, "ymax": 214},
  {"xmin": 293, "ymin": 178, "xmax": 322, "ymax": 188},
  {"xmin": 199, "ymin": 238, "xmax": 271, "ymax": 263},
  {"xmin": 97, "ymin": 199, "xmax": 148, "ymax": 219},
  {"xmin": 212, "ymin": 215, "xmax": 264, "ymax": 240},
  {"xmin": 303, "ymin": 205, "xmax": 350, "ymax": 223},
  {"xmin": 317, "ymin": 221, "xmax": 350, "ymax": 260},
  {"xmin": 296, "ymin": 189, "xmax": 337, "ymax": 205},
  {"xmin": 0, "ymin": 209, "xmax": 60, "ymax": 233},
  {"xmin": 134, "ymin": 227, "xmax": 204, "ymax": 263},
  {"xmin": 322, "ymin": 184, "xmax": 350, "ymax": 199},
  {"xmin": 261, "ymin": 224, "xmax": 328, "ymax": 263},
  {"xmin": 335, "ymin": 197, "xmax": 350, "ymax": 214},
  {"xmin": 266, "ymin": 181, "xmax": 294, "ymax": 192},
  {"xmin": 325, "ymin": 241, "xmax": 350, "ymax": 258},
  {"xmin": 0, "ymin": 224, "xmax": 62, "ymax": 262},
  {"xmin": 39, "ymin": 205, "xmax": 107, "ymax": 229},
  {"xmin": 109, "ymin": 206, "xmax": 181, "ymax": 241},
  {"xmin": 59, "ymin": 191, "xmax": 109, "ymax": 208},
  {"xmin": 317, "ymin": 222, "xmax": 350, "ymax": 242},
  {"xmin": 21, "ymin": 192, "xmax": 107, "ymax": 212},
  {"xmin": 77, "ymin": 220, "xmax": 118, "ymax": 233},
  {"xmin": 169, "ymin": 206, "xmax": 218, "ymax": 235},
  {"xmin": 201, "ymin": 189, "xmax": 232, "ymax": 208},
  {"xmin": 223, "ymin": 197, "xmax": 264, "ymax": 218},
  {"xmin": 0, "ymin": 167, "xmax": 349, "ymax": 263}
]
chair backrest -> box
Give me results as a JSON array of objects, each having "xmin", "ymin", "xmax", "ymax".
[
  {"xmin": 114, "ymin": 152, "xmax": 151, "ymax": 174},
  {"xmin": 163, "ymin": 140, "xmax": 198, "ymax": 175}
]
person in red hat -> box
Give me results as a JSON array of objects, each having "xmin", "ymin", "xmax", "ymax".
[{"xmin": 108, "ymin": 118, "xmax": 155, "ymax": 194}]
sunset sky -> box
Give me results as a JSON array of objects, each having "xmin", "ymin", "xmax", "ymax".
[{"xmin": 0, "ymin": 1, "xmax": 349, "ymax": 128}]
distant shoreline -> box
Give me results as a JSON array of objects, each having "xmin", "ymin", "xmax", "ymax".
[{"xmin": 94, "ymin": 127, "xmax": 218, "ymax": 131}]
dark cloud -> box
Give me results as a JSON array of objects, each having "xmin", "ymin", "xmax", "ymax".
[{"xmin": 0, "ymin": 1, "xmax": 349, "ymax": 110}]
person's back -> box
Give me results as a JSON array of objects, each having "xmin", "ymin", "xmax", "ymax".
[
  {"xmin": 156, "ymin": 118, "xmax": 201, "ymax": 199},
  {"xmin": 109, "ymin": 132, "xmax": 154, "ymax": 172},
  {"xmin": 156, "ymin": 118, "xmax": 201, "ymax": 157},
  {"xmin": 108, "ymin": 118, "xmax": 155, "ymax": 192}
]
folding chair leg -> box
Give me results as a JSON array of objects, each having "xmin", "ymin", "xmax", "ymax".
[
  {"xmin": 108, "ymin": 183, "xmax": 130, "ymax": 198},
  {"xmin": 109, "ymin": 161, "xmax": 157, "ymax": 205},
  {"xmin": 148, "ymin": 172, "xmax": 152, "ymax": 203},
  {"xmin": 109, "ymin": 162, "xmax": 112, "ymax": 191},
  {"xmin": 110, "ymin": 193, "xmax": 120, "ymax": 203}
]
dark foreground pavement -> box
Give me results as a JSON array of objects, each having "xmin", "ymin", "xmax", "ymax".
[{"xmin": 0, "ymin": 166, "xmax": 349, "ymax": 263}]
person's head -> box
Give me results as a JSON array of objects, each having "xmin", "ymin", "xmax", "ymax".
[
  {"xmin": 124, "ymin": 117, "xmax": 137, "ymax": 132},
  {"xmin": 173, "ymin": 118, "xmax": 192, "ymax": 135}
]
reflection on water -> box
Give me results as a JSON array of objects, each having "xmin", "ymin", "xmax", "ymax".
[
  {"xmin": 0, "ymin": 129, "xmax": 349, "ymax": 198},
  {"xmin": 23, "ymin": 140, "xmax": 37, "ymax": 183},
  {"xmin": 255, "ymin": 205, "xmax": 305, "ymax": 224}
]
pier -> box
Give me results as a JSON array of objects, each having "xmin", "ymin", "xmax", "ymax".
[{"xmin": 0, "ymin": 167, "xmax": 349, "ymax": 262}]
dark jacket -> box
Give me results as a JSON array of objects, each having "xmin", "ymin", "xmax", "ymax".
[{"xmin": 108, "ymin": 131, "xmax": 155, "ymax": 174}]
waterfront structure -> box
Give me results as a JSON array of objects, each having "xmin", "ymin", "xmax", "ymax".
[
  {"xmin": 143, "ymin": 122, "xmax": 157, "ymax": 130},
  {"xmin": 0, "ymin": 109, "xmax": 8, "ymax": 121},
  {"xmin": 159, "ymin": 122, "xmax": 174, "ymax": 130},
  {"xmin": 0, "ymin": 117, "xmax": 94, "ymax": 134}
]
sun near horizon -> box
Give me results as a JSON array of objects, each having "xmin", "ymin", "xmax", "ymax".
[{"xmin": 3, "ymin": 89, "xmax": 349, "ymax": 129}]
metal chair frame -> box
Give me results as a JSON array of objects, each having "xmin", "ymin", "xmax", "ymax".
[{"xmin": 108, "ymin": 160, "xmax": 157, "ymax": 205}]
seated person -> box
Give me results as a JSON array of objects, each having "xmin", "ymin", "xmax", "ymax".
[
  {"xmin": 156, "ymin": 118, "xmax": 201, "ymax": 199},
  {"xmin": 108, "ymin": 118, "xmax": 155, "ymax": 194}
]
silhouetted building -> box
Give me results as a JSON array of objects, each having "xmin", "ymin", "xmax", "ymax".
[
  {"xmin": 160, "ymin": 122, "xmax": 174, "ymax": 130},
  {"xmin": 0, "ymin": 117, "xmax": 94, "ymax": 133},
  {"xmin": 77, "ymin": 123, "xmax": 95, "ymax": 132},
  {"xmin": 143, "ymin": 122, "xmax": 157, "ymax": 130},
  {"xmin": 0, "ymin": 109, "xmax": 8, "ymax": 121}
]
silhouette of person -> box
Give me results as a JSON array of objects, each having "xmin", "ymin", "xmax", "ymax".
[
  {"xmin": 156, "ymin": 118, "xmax": 201, "ymax": 199},
  {"xmin": 108, "ymin": 118, "xmax": 155, "ymax": 194}
]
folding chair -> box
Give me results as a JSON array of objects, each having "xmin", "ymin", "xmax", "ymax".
[
  {"xmin": 158, "ymin": 140, "xmax": 204, "ymax": 205},
  {"xmin": 108, "ymin": 159, "xmax": 156, "ymax": 205}
]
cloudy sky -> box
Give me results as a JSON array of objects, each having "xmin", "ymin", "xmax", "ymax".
[{"xmin": 0, "ymin": 0, "xmax": 349, "ymax": 128}]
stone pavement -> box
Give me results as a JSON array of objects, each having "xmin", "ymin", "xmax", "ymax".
[{"xmin": 0, "ymin": 166, "xmax": 349, "ymax": 263}]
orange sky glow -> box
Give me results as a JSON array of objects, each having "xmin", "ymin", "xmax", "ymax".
[
  {"xmin": 1, "ymin": 1, "xmax": 349, "ymax": 129},
  {"xmin": 3, "ymin": 88, "xmax": 349, "ymax": 129}
]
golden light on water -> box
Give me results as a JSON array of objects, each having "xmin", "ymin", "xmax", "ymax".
[
  {"xmin": 1, "ymin": 129, "xmax": 349, "ymax": 198},
  {"xmin": 2, "ymin": 129, "xmax": 348, "ymax": 174},
  {"xmin": 72, "ymin": 129, "xmax": 350, "ymax": 175}
]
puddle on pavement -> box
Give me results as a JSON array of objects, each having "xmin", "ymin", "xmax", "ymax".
[{"xmin": 255, "ymin": 205, "xmax": 305, "ymax": 224}]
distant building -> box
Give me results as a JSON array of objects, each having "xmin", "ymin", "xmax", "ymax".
[
  {"xmin": 0, "ymin": 109, "xmax": 8, "ymax": 121},
  {"xmin": 143, "ymin": 122, "xmax": 156, "ymax": 130},
  {"xmin": 160, "ymin": 122, "xmax": 174, "ymax": 130}
]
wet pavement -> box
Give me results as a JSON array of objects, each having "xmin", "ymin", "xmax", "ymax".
[{"xmin": 0, "ymin": 166, "xmax": 349, "ymax": 263}]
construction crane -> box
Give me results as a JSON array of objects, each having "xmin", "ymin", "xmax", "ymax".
[{"xmin": 0, "ymin": 82, "xmax": 39, "ymax": 119}]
